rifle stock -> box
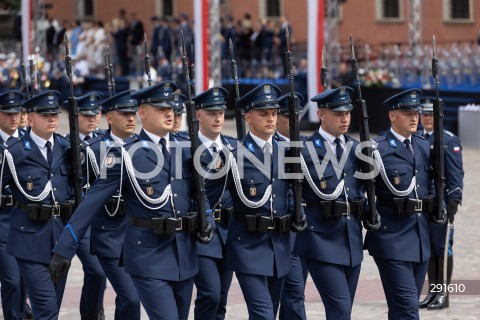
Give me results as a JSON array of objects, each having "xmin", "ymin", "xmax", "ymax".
[{"xmin": 64, "ymin": 35, "xmax": 83, "ymax": 208}]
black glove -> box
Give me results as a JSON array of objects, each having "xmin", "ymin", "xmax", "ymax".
[
  {"xmin": 362, "ymin": 212, "xmax": 382, "ymax": 231},
  {"xmin": 197, "ymin": 222, "xmax": 214, "ymax": 244},
  {"xmin": 446, "ymin": 199, "xmax": 459, "ymax": 223},
  {"xmin": 291, "ymin": 212, "xmax": 308, "ymax": 232},
  {"xmin": 429, "ymin": 207, "xmax": 447, "ymax": 225},
  {"xmin": 48, "ymin": 253, "xmax": 71, "ymax": 285}
]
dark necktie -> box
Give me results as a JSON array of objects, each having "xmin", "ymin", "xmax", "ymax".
[
  {"xmin": 159, "ymin": 138, "xmax": 171, "ymax": 165},
  {"xmin": 84, "ymin": 135, "xmax": 91, "ymax": 142},
  {"xmin": 404, "ymin": 139, "xmax": 413, "ymax": 156},
  {"xmin": 45, "ymin": 141, "xmax": 53, "ymax": 165},
  {"xmin": 7, "ymin": 136, "xmax": 14, "ymax": 142},
  {"xmin": 424, "ymin": 133, "xmax": 430, "ymax": 139},
  {"xmin": 334, "ymin": 137, "xmax": 343, "ymax": 162}
]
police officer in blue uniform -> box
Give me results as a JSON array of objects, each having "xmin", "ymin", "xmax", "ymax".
[
  {"xmin": 225, "ymin": 83, "xmax": 293, "ymax": 319},
  {"xmin": 192, "ymin": 87, "xmax": 235, "ymax": 320},
  {"xmin": 1, "ymin": 90, "xmax": 73, "ymax": 319},
  {"xmin": 172, "ymin": 93, "xmax": 186, "ymax": 133},
  {"xmin": 48, "ymin": 81, "xmax": 213, "ymax": 320},
  {"xmin": 275, "ymin": 92, "xmax": 307, "ymax": 320},
  {"xmin": 65, "ymin": 91, "xmax": 108, "ymax": 320},
  {"xmin": 417, "ymin": 96, "xmax": 464, "ymax": 310},
  {"xmin": 0, "ymin": 90, "xmax": 29, "ymax": 320},
  {"xmin": 293, "ymin": 87, "xmax": 366, "ymax": 320},
  {"xmin": 83, "ymin": 90, "xmax": 141, "ymax": 320},
  {"xmin": 364, "ymin": 88, "xmax": 438, "ymax": 320}
]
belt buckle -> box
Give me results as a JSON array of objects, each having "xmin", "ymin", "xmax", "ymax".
[
  {"xmin": 343, "ymin": 202, "xmax": 351, "ymax": 216},
  {"xmin": 175, "ymin": 218, "xmax": 183, "ymax": 231},
  {"xmin": 414, "ymin": 199, "xmax": 422, "ymax": 212},
  {"xmin": 51, "ymin": 204, "xmax": 61, "ymax": 217},
  {"xmin": 4, "ymin": 195, "xmax": 14, "ymax": 206},
  {"xmin": 213, "ymin": 209, "xmax": 222, "ymax": 222},
  {"xmin": 268, "ymin": 217, "xmax": 276, "ymax": 230}
]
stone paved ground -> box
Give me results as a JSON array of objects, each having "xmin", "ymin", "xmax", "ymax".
[{"xmin": 3, "ymin": 116, "xmax": 480, "ymax": 319}]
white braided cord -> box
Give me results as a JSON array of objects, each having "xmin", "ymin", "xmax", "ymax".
[
  {"xmin": 373, "ymin": 149, "xmax": 416, "ymax": 197},
  {"xmin": 300, "ymin": 154, "xmax": 344, "ymax": 200}
]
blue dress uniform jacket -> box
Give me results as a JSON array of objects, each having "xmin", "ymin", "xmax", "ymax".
[
  {"xmin": 225, "ymin": 132, "xmax": 291, "ymax": 278},
  {"xmin": 197, "ymin": 134, "xmax": 236, "ymax": 259},
  {"xmin": 365, "ymin": 130, "xmax": 434, "ymax": 263},
  {"xmin": 294, "ymin": 131, "xmax": 364, "ymax": 267},
  {"xmin": 3, "ymin": 132, "xmax": 72, "ymax": 264},
  {"xmin": 54, "ymin": 129, "xmax": 212, "ymax": 281},
  {"xmin": 85, "ymin": 132, "xmax": 130, "ymax": 259}
]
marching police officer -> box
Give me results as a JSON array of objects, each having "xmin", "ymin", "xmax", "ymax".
[
  {"xmin": 49, "ymin": 81, "xmax": 213, "ymax": 320},
  {"xmin": 364, "ymin": 89, "xmax": 438, "ymax": 319},
  {"xmin": 0, "ymin": 90, "xmax": 29, "ymax": 320},
  {"xmin": 192, "ymin": 87, "xmax": 236, "ymax": 320},
  {"xmin": 172, "ymin": 93, "xmax": 186, "ymax": 133},
  {"xmin": 275, "ymin": 92, "xmax": 307, "ymax": 320},
  {"xmin": 1, "ymin": 90, "xmax": 73, "ymax": 319},
  {"xmin": 83, "ymin": 90, "xmax": 141, "ymax": 319},
  {"xmin": 65, "ymin": 91, "xmax": 108, "ymax": 320},
  {"xmin": 418, "ymin": 96, "xmax": 464, "ymax": 310},
  {"xmin": 294, "ymin": 87, "xmax": 365, "ymax": 320},
  {"xmin": 225, "ymin": 83, "xmax": 292, "ymax": 319}
]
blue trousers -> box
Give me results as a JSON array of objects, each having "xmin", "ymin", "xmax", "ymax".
[
  {"xmin": 194, "ymin": 255, "xmax": 233, "ymax": 320},
  {"xmin": 131, "ymin": 275, "xmax": 194, "ymax": 320},
  {"xmin": 98, "ymin": 257, "xmax": 141, "ymax": 320},
  {"xmin": 236, "ymin": 272, "xmax": 285, "ymax": 320},
  {"xmin": 374, "ymin": 257, "xmax": 428, "ymax": 320},
  {"xmin": 75, "ymin": 229, "xmax": 107, "ymax": 317},
  {"xmin": 16, "ymin": 258, "xmax": 67, "ymax": 320},
  {"xmin": 307, "ymin": 259, "xmax": 361, "ymax": 320},
  {"xmin": 0, "ymin": 240, "xmax": 26, "ymax": 320},
  {"xmin": 279, "ymin": 254, "xmax": 307, "ymax": 320}
]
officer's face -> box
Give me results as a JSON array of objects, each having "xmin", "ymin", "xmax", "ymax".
[
  {"xmin": 27, "ymin": 112, "xmax": 58, "ymax": 139},
  {"xmin": 106, "ymin": 111, "xmax": 137, "ymax": 139},
  {"xmin": 78, "ymin": 113, "xmax": 97, "ymax": 135},
  {"xmin": 276, "ymin": 114, "xmax": 290, "ymax": 138},
  {"xmin": 139, "ymin": 105, "xmax": 173, "ymax": 137},
  {"xmin": 420, "ymin": 113, "xmax": 434, "ymax": 132},
  {"xmin": 197, "ymin": 109, "xmax": 224, "ymax": 140},
  {"xmin": 389, "ymin": 110, "xmax": 419, "ymax": 137},
  {"xmin": 95, "ymin": 111, "xmax": 102, "ymax": 128},
  {"xmin": 318, "ymin": 109, "xmax": 350, "ymax": 137},
  {"xmin": 173, "ymin": 114, "xmax": 183, "ymax": 132},
  {"xmin": 245, "ymin": 108, "xmax": 278, "ymax": 141},
  {"xmin": 19, "ymin": 111, "xmax": 28, "ymax": 128},
  {"xmin": 0, "ymin": 112, "xmax": 20, "ymax": 136}
]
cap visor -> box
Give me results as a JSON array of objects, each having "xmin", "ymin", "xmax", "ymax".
[
  {"xmin": 80, "ymin": 110, "xmax": 99, "ymax": 116},
  {"xmin": 329, "ymin": 104, "xmax": 354, "ymax": 112},
  {"xmin": 0, "ymin": 107, "xmax": 22, "ymax": 113}
]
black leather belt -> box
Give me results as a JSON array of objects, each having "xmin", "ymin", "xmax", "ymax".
[
  {"xmin": 233, "ymin": 211, "xmax": 291, "ymax": 233},
  {"xmin": 0, "ymin": 195, "xmax": 15, "ymax": 209},
  {"xmin": 212, "ymin": 207, "xmax": 233, "ymax": 224},
  {"xmin": 305, "ymin": 199, "xmax": 365, "ymax": 219},
  {"xmin": 129, "ymin": 214, "xmax": 197, "ymax": 236},
  {"xmin": 377, "ymin": 196, "xmax": 434, "ymax": 216},
  {"xmin": 105, "ymin": 198, "xmax": 126, "ymax": 217},
  {"xmin": 15, "ymin": 201, "xmax": 74, "ymax": 221}
]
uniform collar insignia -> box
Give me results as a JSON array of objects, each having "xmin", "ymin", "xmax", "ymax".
[
  {"xmin": 24, "ymin": 141, "xmax": 31, "ymax": 150},
  {"xmin": 247, "ymin": 142, "xmax": 255, "ymax": 153},
  {"xmin": 389, "ymin": 139, "xmax": 397, "ymax": 147},
  {"xmin": 314, "ymin": 139, "xmax": 322, "ymax": 147}
]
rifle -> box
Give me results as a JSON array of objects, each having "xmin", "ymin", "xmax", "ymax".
[
  {"xmin": 29, "ymin": 58, "xmax": 36, "ymax": 95},
  {"xmin": 229, "ymin": 38, "xmax": 246, "ymax": 140},
  {"xmin": 180, "ymin": 32, "xmax": 212, "ymax": 244},
  {"xmin": 286, "ymin": 29, "xmax": 306, "ymax": 232},
  {"xmin": 320, "ymin": 45, "xmax": 327, "ymax": 91},
  {"xmin": 349, "ymin": 34, "xmax": 380, "ymax": 230},
  {"xmin": 190, "ymin": 44, "xmax": 196, "ymax": 96},
  {"xmin": 35, "ymin": 55, "xmax": 42, "ymax": 92},
  {"xmin": 144, "ymin": 33, "xmax": 153, "ymax": 86},
  {"xmin": 64, "ymin": 34, "xmax": 83, "ymax": 209},
  {"xmin": 431, "ymin": 35, "xmax": 446, "ymax": 224},
  {"xmin": 20, "ymin": 63, "xmax": 30, "ymax": 98},
  {"xmin": 104, "ymin": 45, "xmax": 114, "ymax": 97}
]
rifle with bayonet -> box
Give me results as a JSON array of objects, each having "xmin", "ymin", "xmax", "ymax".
[
  {"xmin": 20, "ymin": 63, "xmax": 30, "ymax": 98},
  {"xmin": 29, "ymin": 58, "xmax": 37, "ymax": 95},
  {"xmin": 180, "ymin": 32, "xmax": 213, "ymax": 244},
  {"xmin": 229, "ymin": 39, "xmax": 246, "ymax": 140},
  {"xmin": 144, "ymin": 33, "xmax": 153, "ymax": 86},
  {"xmin": 286, "ymin": 29, "xmax": 307, "ymax": 232},
  {"xmin": 349, "ymin": 34, "xmax": 381, "ymax": 230},
  {"xmin": 190, "ymin": 44, "xmax": 196, "ymax": 96},
  {"xmin": 64, "ymin": 34, "xmax": 83, "ymax": 209},
  {"xmin": 431, "ymin": 35, "xmax": 447, "ymax": 225},
  {"xmin": 320, "ymin": 46, "xmax": 327, "ymax": 91},
  {"xmin": 104, "ymin": 45, "xmax": 113, "ymax": 97}
]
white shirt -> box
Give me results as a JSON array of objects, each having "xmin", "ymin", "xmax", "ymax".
[
  {"xmin": 30, "ymin": 130, "xmax": 54, "ymax": 161},
  {"xmin": 0, "ymin": 129, "xmax": 18, "ymax": 143},
  {"xmin": 79, "ymin": 133, "xmax": 93, "ymax": 141},
  {"xmin": 143, "ymin": 129, "xmax": 170, "ymax": 149},
  {"xmin": 318, "ymin": 127, "xmax": 345, "ymax": 151},
  {"xmin": 390, "ymin": 128, "xmax": 414, "ymax": 154},
  {"xmin": 198, "ymin": 130, "xmax": 222, "ymax": 154},
  {"xmin": 249, "ymin": 132, "xmax": 272, "ymax": 153},
  {"xmin": 110, "ymin": 132, "xmax": 128, "ymax": 144}
]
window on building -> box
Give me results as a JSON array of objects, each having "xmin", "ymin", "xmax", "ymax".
[
  {"xmin": 375, "ymin": 0, "xmax": 402, "ymax": 21},
  {"xmin": 84, "ymin": 0, "xmax": 94, "ymax": 17},
  {"xmin": 266, "ymin": 0, "xmax": 281, "ymax": 17},
  {"xmin": 163, "ymin": 0, "xmax": 174, "ymax": 17},
  {"xmin": 450, "ymin": 0, "xmax": 470, "ymax": 19}
]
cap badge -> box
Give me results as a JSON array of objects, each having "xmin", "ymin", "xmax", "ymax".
[
  {"xmin": 411, "ymin": 91, "xmax": 417, "ymax": 98},
  {"xmin": 48, "ymin": 92, "xmax": 54, "ymax": 100},
  {"xmin": 213, "ymin": 88, "xmax": 219, "ymax": 96},
  {"xmin": 264, "ymin": 85, "xmax": 271, "ymax": 93}
]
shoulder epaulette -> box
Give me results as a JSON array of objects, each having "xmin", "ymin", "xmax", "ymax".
[
  {"xmin": 373, "ymin": 135, "xmax": 386, "ymax": 142},
  {"xmin": 123, "ymin": 135, "xmax": 139, "ymax": 146},
  {"xmin": 345, "ymin": 134, "xmax": 359, "ymax": 143},
  {"xmin": 444, "ymin": 130, "xmax": 454, "ymax": 137},
  {"xmin": 84, "ymin": 135, "xmax": 103, "ymax": 147},
  {"xmin": 412, "ymin": 132, "xmax": 426, "ymax": 140},
  {"xmin": 173, "ymin": 131, "xmax": 190, "ymax": 140},
  {"xmin": 4, "ymin": 136, "xmax": 22, "ymax": 149},
  {"xmin": 54, "ymin": 133, "xmax": 71, "ymax": 146}
]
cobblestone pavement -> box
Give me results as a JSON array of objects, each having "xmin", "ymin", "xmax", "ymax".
[{"xmin": 4, "ymin": 116, "xmax": 480, "ymax": 319}]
